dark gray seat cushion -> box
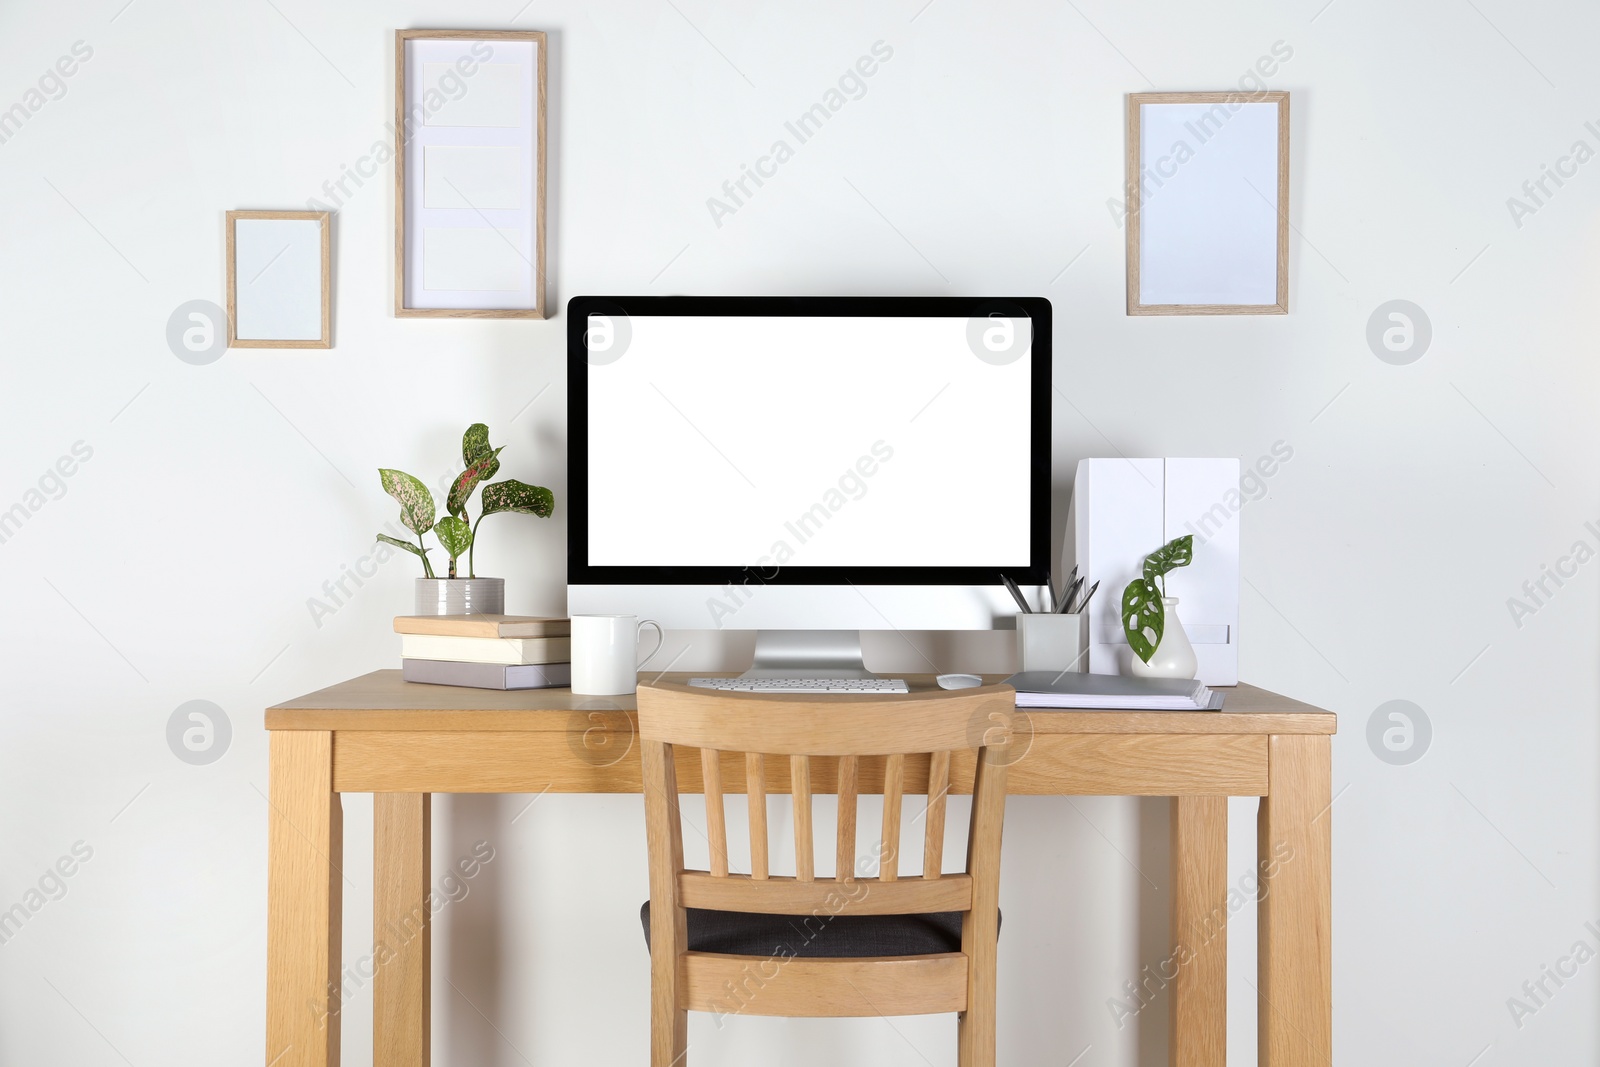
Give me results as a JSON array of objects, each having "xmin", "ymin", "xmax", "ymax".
[{"xmin": 640, "ymin": 902, "xmax": 998, "ymax": 958}]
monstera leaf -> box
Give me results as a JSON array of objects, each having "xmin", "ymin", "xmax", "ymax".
[
  {"xmin": 379, "ymin": 469, "xmax": 436, "ymax": 535},
  {"xmin": 481, "ymin": 479, "xmax": 554, "ymax": 518},
  {"xmin": 1142, "ymin": 534, "xmax": 1194, "ymax": 583},
  {"xmin": 434, "ymin": 516, "xmax": 473, "ymax": 560},
  {"xmin": 376, "ymin": 533, "xmax": 434, "ymax": 578},
  {"xmin": 1121, "ymin": 577, "xmax": 1165, "ymax": 664},
  {"xmin": 446, "ymin": 447, "xmax": 504, "ymax": 518}
]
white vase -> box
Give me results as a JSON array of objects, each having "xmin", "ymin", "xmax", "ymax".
[{"xmin": 1129, "ymin": 597, "xmax": 1198, "ymax": 680}]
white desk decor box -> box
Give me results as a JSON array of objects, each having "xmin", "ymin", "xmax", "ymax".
[{"xmin": 1064, "ymin": 458, "xmax": 1240, "ymax": 685}]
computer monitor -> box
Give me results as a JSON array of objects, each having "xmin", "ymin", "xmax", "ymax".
[{"xmin": 567, "ymin": 295, "xmax": 1051, "ymax": 676}]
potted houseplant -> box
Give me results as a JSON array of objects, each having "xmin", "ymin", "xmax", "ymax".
[
  {"xmin": 1121, "ymin": 534, "xmax": 1198, "ymax": 679},
  {"xmin": 377, "ymin": 423, "xmax": 554, "ymax": 615}
]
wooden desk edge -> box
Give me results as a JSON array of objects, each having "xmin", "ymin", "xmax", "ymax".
[{"xmin": 266, "ymin": 671, "xmax": 1337, "ymax": 735}]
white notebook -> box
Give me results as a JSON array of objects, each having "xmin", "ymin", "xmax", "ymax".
[{"xmin": 1005, "ymin": 671, "xmax": 1223, "ymax": 711}]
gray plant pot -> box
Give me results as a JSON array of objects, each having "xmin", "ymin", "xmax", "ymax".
[{"xmin": 414, "ymin": 577, "xmax": 505, "ymax": 616}]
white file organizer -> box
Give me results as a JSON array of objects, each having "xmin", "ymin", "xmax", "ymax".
[{"xmin": 1064, "ymin": 458, "xmax": 1240, "ymax": 685}]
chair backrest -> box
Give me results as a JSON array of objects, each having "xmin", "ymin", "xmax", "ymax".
[{"xmin": 637, "ymin": 681, "xmax": 1015, "ymax": 923}]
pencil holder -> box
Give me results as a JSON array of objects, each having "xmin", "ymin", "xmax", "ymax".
[{"xmin": 1017, "ymin": 612, "xmax": 1089, "ymax": 673}]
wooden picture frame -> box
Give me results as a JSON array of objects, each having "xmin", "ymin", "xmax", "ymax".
[
  {"xmin": 1125, "ymin": 91, "xmax": 1289, "ymax": 316},
  {"xmin": 225, "ymin": 210, "xmax": 331, "ymax": 349},
  {"xmin": 395, "ymin": 29, "xmax": 547, "ymax": 319}
]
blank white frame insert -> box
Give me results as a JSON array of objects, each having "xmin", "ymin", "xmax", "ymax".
[
  {"xmin": 422, "ymin": 61, "xmax": 523, "ymax": 127},
  {"xmin": 424, "ymin": 227, "xmax": 529, "ymax": 291},
  {"xmin": 424, "ymin": 146, "xmax": 525, "ymax": 210}
]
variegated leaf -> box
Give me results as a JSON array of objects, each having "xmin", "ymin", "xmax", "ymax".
[
  {"xmin": 379, "ymin": 469, "xmax": 436, "ymax": 534},
  {"xmin": 377, "ymin": 533, "xmax": 427, "ymax": 558},
  {"xmin": 1121, "ymin": 577, "xmax": 1165, "ymax": 664},
  {"xmin": 481, "ymin": 479, "xmax": 554, "ymax": 518},
  {"xmin": 434, "ymin": 515, "xmax": 472, "ymax": 559},
  {"xmin": 446, "ymin": 447, "xmax": 504, "ymax": 518},
  {"xmin": 462, "ymin": 423, "xmax": 494, "ymax": 465},
  {"xmin": 376, "ymin": 532, "xmax": 434, "ymax": 577}
]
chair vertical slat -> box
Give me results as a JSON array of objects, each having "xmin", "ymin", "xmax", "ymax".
[
  {"xmin": 746, "ymin": 752, "xmax": 768, "ymax": 880},
  {"xmin": 880, "ymin": 753, "xmax": 905, "ymax": 881},
  {"xmin": 791, "ymin": 754, "xmax": 814, "ymax": 881},
  {"xmin": 836, "ymin": 755, "xmax": 859, "ymax": 882},
  {"xmin": 701, "ymin": 748, "xmax": 727, "ymax": 877},
  {"xmin": 923, "ymin": 750, "xmax": 951, "ymax": 880}
]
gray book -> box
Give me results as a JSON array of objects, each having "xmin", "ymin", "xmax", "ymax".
[
  {"xmin": 403, "ymin": 659, "xmax": 571, "ymax": 691},
  {"xmin": 1004, "ymin": 671, "xmax": 1223, "ymax": 711}
]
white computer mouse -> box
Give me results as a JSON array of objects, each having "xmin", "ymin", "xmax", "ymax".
[{"xmin": 936, "ymin": 673, "xmax": 984, "ymax": 690}]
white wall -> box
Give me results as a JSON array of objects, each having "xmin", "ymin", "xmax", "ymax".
[{"xmin": 1, "ymin": 0, "xmax": 1596, "ymax": 1064}]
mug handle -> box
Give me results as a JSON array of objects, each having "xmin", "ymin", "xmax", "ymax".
[{"xmin": 637, "ymin": 620, "xmax": 665, "ymax": 668}]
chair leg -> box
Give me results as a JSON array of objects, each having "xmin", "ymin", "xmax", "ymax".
[
  {"xmin": 957, "ymin": 944, "xmax": 997, "ymax": 1067},
  {"xmin": 650, "ymin": 1010, "xmax": 686, "ymax": 1066},
  {"xmin": 957, "ymin": 996, "xmax": 996, "ymax": 1067},
  {"xmin": 650, "ymin": 1003, "xmax": 687, "ymax": 1067},
  {"xmin": 650, "ymin": 944, "xmax": 687, "ymax": 1067}
]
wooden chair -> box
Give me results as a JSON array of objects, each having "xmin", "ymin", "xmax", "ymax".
[{"xmin": 637, "ymin": 680, "xmax": 1016, "ymax": 1067}]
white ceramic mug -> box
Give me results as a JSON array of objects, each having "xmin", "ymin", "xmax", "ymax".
[{"xmin": 571, "ymin": 614, "xmax": 664, "ymax": 696}]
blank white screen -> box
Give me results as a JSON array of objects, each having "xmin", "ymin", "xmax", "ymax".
[{"xmin": 585, "ymin": 314, "xmax": 1033, "ymax": 568}]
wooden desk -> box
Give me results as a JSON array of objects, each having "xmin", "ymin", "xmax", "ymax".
[{"xmin": 264, "ymin": 671, "xmax": 1335, "ymax": 1067}]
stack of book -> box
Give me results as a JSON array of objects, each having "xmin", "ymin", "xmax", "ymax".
[{"xmin": 396, "ymin": 615, "xmax": 571, "ymax": 690}]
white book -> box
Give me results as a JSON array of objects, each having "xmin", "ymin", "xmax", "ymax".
[
  {"xmin": 1006, "ymin": 671, "xmax": 1223, "ymax": 711},
  {"xmin": 399, "ymin": 634, "xmax": 572, "ymax": 665}
]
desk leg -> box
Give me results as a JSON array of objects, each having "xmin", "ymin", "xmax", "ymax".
[
  {"xmin": 267, "ymin": 731, "xmax": 343, "ymax": 1067},
  {"xmin": 374, "ymin": 794, "xmax": 431, "ymax": 1067},
  {"xmin": 1171, "ymin": 796, "xmax": 1227, "ymax": 1067},
  {"xmin": 1257, "ymin": 735, "xmax": 1332, "ymax": 1067}
]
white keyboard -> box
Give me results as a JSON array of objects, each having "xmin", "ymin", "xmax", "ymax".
[{"xmin": 688, "ymin": 677, "xmax": 910, "ymax": 694}]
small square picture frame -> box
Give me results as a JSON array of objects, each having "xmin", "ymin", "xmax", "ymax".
[
  {"xmin": 225, "ymin": 210, "xmax": 332, "ymax": 349},
  {"xmin": 1125, "ymin": 91, "xmax": 1289, "ymax": 316},
  {"xmin": 395, "ymin": 29, "xmax": 547, "ymax": 319}
]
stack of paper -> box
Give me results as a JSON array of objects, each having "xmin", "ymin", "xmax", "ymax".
[{"xmin": 1004, "ymin": 671, "xmax": 1223, "ymax": 711}]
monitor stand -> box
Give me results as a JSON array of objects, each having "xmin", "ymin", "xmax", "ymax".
[{"xmin": 738, "ymin": 629, "xmax": 875, "ymax": 680}]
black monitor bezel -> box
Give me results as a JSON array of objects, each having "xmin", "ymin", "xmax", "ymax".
[{"xmin": 567, "ymin": 295, "xmax": 1051, "ymax": 586}]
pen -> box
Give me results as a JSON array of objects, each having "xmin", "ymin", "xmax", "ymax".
[{"xmin": 1001, "ymin": 574, "xmax": 1032, "ymax": 614}]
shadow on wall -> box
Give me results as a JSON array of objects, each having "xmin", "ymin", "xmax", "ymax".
[
  {"xmin": 441, "ymin": 795, "xmax": 512, "ymax": 1064},
  {"xmin": 1135, "ymin": 798, "xmax": 1174, "ymax": 1067}
]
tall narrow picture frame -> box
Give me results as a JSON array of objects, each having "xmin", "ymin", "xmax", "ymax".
[
  {"xmin": 1126, "ymin": 91, "xmax": 1289, "ymax": 316},
  {"xmin": 225, "ymin": 210, "xmax": 331, "ymax": 348},
  {"xmin": 395, "ymin": 29, "xmax": 546, "ymax": 319}
]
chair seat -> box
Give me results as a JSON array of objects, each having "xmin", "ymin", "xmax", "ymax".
[{"xmin": 641, "ymin": 902, "xmax": 999, "ymax": 959}]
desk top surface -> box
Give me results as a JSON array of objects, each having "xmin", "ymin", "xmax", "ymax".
[{"xmin": 266, "ymin": 671, "xmax": 1336, "ymax": 735}]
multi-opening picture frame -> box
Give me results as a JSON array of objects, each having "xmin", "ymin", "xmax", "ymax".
[{"xmin": 394, "ymin": 29, "xmax": 547, "ymax": 319}]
